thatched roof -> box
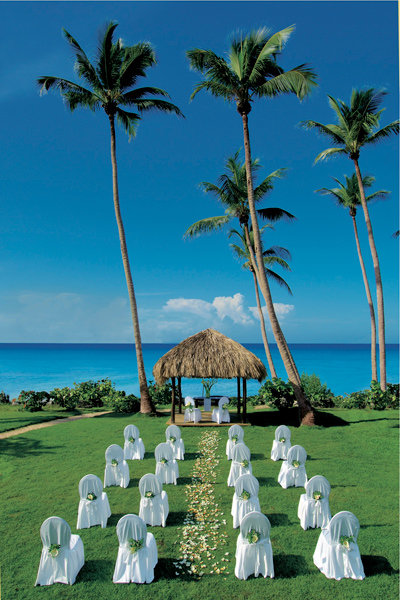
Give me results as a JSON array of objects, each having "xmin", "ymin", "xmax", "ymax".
[{"xmin": 153, "ymin": 328, "xmax": 267, "ymax": 384}]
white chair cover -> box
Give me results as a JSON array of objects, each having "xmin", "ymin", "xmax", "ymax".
[
  {"xmin": 113, "ymin": 514, "xmax": 158, "ymax": 584},
  {"xmin": 211, "ymin": 396, "xmax": 231, "ymax": 424},
  {"xmin": 77, "ymin": 474, "xmax": 111, "ymax": 529},
  {"xmin": 139, "ymin": 474, "xmax": 169, "ymax": 527},
  {"xmin": 226, "ymin": 425, "xmax": 245, "ymax": 460},
  {"xmin": 231, "ymin": 474, "xmax": 261, "ymax": 528},
  {"xmin": 235, "ymin": 511, "xmax": 274, "ymax": 580},
  {"xmin": 123, "ymin": 424, "xmax": 145, "ymax": 460},
  {"xmin": 184, "ymin": 397, "xmax": 202, "ymax": 423},
  {"xmin": 165, "ymin": 425, "xmax": 185, "ymax": 460},
  {"xmin": 313, "ymin": 511, "xmax": 365, "ymax": 580},
  {"xmin": 278, "ymin": 445, "xmax": 307, "ymax": 489},
  {"xmin": 298, "ymin": 475, "xmax": 331, "ymax": 530},
  {"xmin": 35, "ymin": 517, "xmax": 84, "ymax": 586},
  {"xmin": 154, "ymin": 443, "xmax": 179, "ymax": 485},
  {"xmin": 227, "ymin": 442, "xmax": 252, "ymax": 487},
  {"xmin": 270, "ymin": 425, "xmax": 292, "ymax": 461},
  {"xmin": 104, "ymin": 444, "xmax": 130, "ymax": 489}
]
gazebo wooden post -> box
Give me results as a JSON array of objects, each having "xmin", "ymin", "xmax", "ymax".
[
  {"xmin": 242, "ymin": 378, "xmax": 247, "ymax": 424},
  {"xmin": 171, "ymin": 377, "xmax": 176, "ymax": 423},
  {"xmin": 237, "ymin": 376, "xmax": 241, "ymax": 417},
  {"xmin": 178, "ymin": 376, "xmax": 182, "ymax": 414}
]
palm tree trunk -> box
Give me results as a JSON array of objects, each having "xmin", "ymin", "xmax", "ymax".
[
  {"xmin": 353, "ymin": 159, "xmax": 386, "ymax": 390},
  {"xmin": 351, "ymin": 213, "xmax": 378, "ymax": 381},
  {"xmin": 109, "ymin": 115, "xmax": 155, "ymax": 413},
  {"xmin": 251, "ymin": 269, "xmax": 277, "ymax": 378},
  {"xmin": 240, "ymin": 112, "xmax": 314, "ymax": 424}
]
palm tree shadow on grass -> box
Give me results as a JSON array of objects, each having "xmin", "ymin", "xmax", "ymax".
[
  {"xmin": 107, "ymin": 513, "xmax": 126, "ymax": 528},
  {"xmin": 361, "ymin": 555, "xmax": 398, "ymax": 576},
  {"xmin": 78, "ymin": 559, "xmax": 114, "ymax": 583},
  {"xmin": 127, "ymin": 478, "xmax": 140, "ymax": 489},
  {"xmin": 273, "ymin": 554, "xmax": 312, "ymax": 578},
  {"xmin": 257, "ymin": 476, "xmax": 279, "ymax": 488},
  {"xmin": 267, "ymin": 513, "xmax": 291, "ymax": 527},
  {"xmin": 248, "ymin": 409, "xmax": 349, "ymax": 428},
  {"xmin": 176, "ymin": 477, "xmax": 192, "ymax": 486},
  {"xmin": 0, "ymin": 437, "xmax": 62, "ymax": 458},
  {"xmin": 166, "ymin": 511, "xmax": 186, "ymax": 526},
  {"xmin": 156, "ymin": 558, "xmax": 192, "ymax": 582},
  {"xmin": 181, "ymin": 452, "xmax": 198, "ymax": 460}
]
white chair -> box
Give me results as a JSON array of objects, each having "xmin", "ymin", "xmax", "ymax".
[
  {"xmin": 76, "ymin": 474, "xmax": 111, "ymax": 529},
  {"xmin": 227, "ymin": 442, "xmax": 252, "ymax": 487},
  {"xmin": 113, "ymin": 514, "xmax": 158, "ymax": 584},
  {"xmin": 123, "ymin": 424, "xmax": 145, "ymax": 460},
  {"xmin": 270, "ymin": 425, "xmax": 291, "ymax": 461},
  {"xmin": 184, "ymin": 396, "xmax": 202, "ymax": 423},
  {"xmin": 298, "ymin": 475, "xmax": 331, "ymax": 530},
  {"xmin": 211, "ymin": 396, "xmax": 231, "ymax": 424},
  {"xmin": 278, "ymin": 444, "xmax": 307, "ymax": 489},
  {"xmin": 155, "ymin": 442, "xmax": 179, "ymax": 485},
  {"xmin": 139, "ymin": 473, "xmax": 169, "ymax": 527},
  {"xmin": 35, "ymin": 517, "xmax": 84, "ymax": 586},
  {"xmin": 165, "ymin": 424, "xmax": 185, "ymax": 460},
  {"xmin": 226, "ymin": 424, "xmax": 244, "ymax": 460},
  {"xmin": 231, "ymin": 473, "xmax": 261, "ymax": 529},
  {"xmin": 104, "ymin": 444, "xmax": 130, "ymax": 489},
  {"xmin": 235, "ymin": 511, "xmax": 274, "ymax": 580},
  {"xmin": 313, "ymin": 511, "xmax": 365, "ymax": 580}
]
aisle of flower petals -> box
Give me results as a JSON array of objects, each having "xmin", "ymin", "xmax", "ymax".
[{"xmin": 173, "ymin": 430, "xmax": 230, "ymax": 578}]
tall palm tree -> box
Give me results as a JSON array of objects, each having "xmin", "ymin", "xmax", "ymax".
[
  {"xmin": 229, "ymin": 226, "xmax": 293, "ymax": 378},
  {"xmin": 187, "ymin": 27, "xmax": 317, "ymax": 423},
  {"xmin": 302, "ymin": 89, "xmax": 399, "ymax": 390},
  {"xmin": 38, "ymin": 22, "xmax": 182, "ymax": 413},
  {"xmin": 317, "ymin": 174, "xmax": 390, "ymax": 382}
]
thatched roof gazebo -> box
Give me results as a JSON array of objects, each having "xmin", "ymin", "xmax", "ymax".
[{"xmin": 153, "ymin": 328, "xmax": 267, "ymax": 424}]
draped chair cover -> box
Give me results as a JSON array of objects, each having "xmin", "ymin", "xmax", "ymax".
[
  {"xmin": 227, "ymin": 442, "xmax": 252, "ymax": 487},
  {"xmin": 298, "ymin": 475, "xmax": 331, "ymax": 530},
  {"xmin": 123, "ymin": 424, "xmax": 145, "ymax": 460},
  {"xmin": 104, "ymin": 444, "xmax": 130, "ymax": 489},
  {"xmin": 165, "ymin": 425, "xmax": 185, "ymax": 460},
  {"xmin": 226, "ymin": 425, "xmax": 245, "ymax": 460},
  {"xmin": 184, "ymin": 396, "xmax": 202, "ymax": 423},
  {"xmin": 77, "ymin": 474, "xmax": 111, "ymax": 529},
  {"xmin": 113, "ymin": 514, "xmax": 158, "ymax": 584},
  {"xmin": 231, "ymin": 474, "xmax": 261, "ymax": 529},
  {"xmin": 270, "ymin": 425, "xmax": 292, "ymax": 461},
  {"xmin": 313, "ymin": 511, "xmax": 365, "ymax": 580},
  {"xmin": 138, "ymin": 474, "xmax": 169, "ymax": 527},
  {"xmin": 235, "ymin": 511, "xmax": 274, "ymax": 580},
  {"xmin": 278, "ymin": 445, "xmax": 307, "ymax": 489},
  {"xmin": 154, "ymin": 443, "xmax": 179, "ymax": 485},
  {"xmin": 35, "ymin": 517, "xmax": 84, "ymax": 586},
  {"xmin": 211, "ymin": 396, "xmax": 231, "ymax": 424}
]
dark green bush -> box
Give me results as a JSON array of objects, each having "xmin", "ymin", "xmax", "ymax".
[
  {"xmin": 71, "ymin": 379, "xmax": 110, "ymax": 408},
  {"xmin": 0, "ymin": 391, "xmax": 10, "ymax": 404},
  {"xmin": 369, "ymin": 380, "xmax": 399, "ymax": 410},
  {"xmin": 300, "ymin": 373, "xmax": 335, "ymax": 408},
  {"xmin": 257, "ymin": 377, "xmax": 295, "ymax": 410},
  {"xmin": 18, "ymin": 390, "xmax": 49, "ymax": 412},
  {"xmin": 335, "ymin": 390, "xmax": 369, "ymax": 409},
  {"xmin": 148, "ymin": 380, "xmax": 172, "ymax": 405},
  {"xmin": 106, "ymin": 392, "xmax": 140, "ymax": 413},
  {"xmin": 50, "ymin": 387, "xmax": 78, "ymax": 410}
]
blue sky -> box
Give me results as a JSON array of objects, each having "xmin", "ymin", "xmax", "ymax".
[{"xmin": 1, "ymin": 1, "xmax": 398, "ymax": 343}]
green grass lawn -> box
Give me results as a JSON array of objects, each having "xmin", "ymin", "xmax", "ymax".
[
  {"xmin": 0, "ymin": 405, "xmax": 108, "ymax": 434},
  {"xmin": 0, "ymin": 409, "xmax": 398, "ymax": 600}
]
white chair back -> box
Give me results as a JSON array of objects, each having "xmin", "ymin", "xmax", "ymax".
[
  {"xmin": 40, "ymin": 517, "xmax": 71, "ymax": 550},
  {"xmin": 105, "ymin": 444, "xmax": 124, "ymax": 464},
  {"xmin": 305, "ymin": 475, "xmax": 331, "ymax": 500},
  {"xmin": 275, "ymin": 425, "xmax": 291, "ymax": 442},
  {"xmin": 116, "ymin": 514, "xmax": 147, "ymax": 546},
  {"xmin": 287, "ymin": 445, "xmax": 307, "ymax": 466},
  {"xmin": 218, "ymin": 396, "xmax": 229, "ymax": 409},
  {"xmin": 328, "ymin": 511, "xmax": 360, "ymax": 544},
  {"xmin": 240, "ymin": 511, "xmax": 271, "ymax": 540},
  {"xmin": 155, "ymin": 442, "xmax": 173, "ymax": 462},
  {"xmin": 184, "ymin": 396, "xmax": 195, "ymax": 406},
  {"xmin": 234, "ymin": 474, "xmax": 259, "ymax": 498},
  {"xmin": 79, "ymin": 474, "xmax": 103, "ymax": 500},
  {"xmin": 139, "ymin": 473, "xmax": 163, "ymax": 498},
  {"xmin": 124, "ymin": 424, "xmax": 140, "ymax": 441},
  {"xmin": 232, "ymin": 442, "xmax": 250, "ymax": 463},
  {"xmin": 228, "ymin": 425, "xmax": 244, "ymax": 442},
  {"xmin": 165, "ymin": 425, "xmax": 181, "ymax": 441}
]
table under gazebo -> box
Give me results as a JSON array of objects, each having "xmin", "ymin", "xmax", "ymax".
[{"xmin": 152, "ymin": 328, "xmax": 267, "ymax": 424}]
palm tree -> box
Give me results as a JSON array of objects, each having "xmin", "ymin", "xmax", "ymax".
[
  {"xmin": 229, "ymin": 226, "xmax": 293, "ymax": 378},
  {"xmin": 302, "ymin": 89, "xmax": 399, "ymax": 390},
  {"xmin": 187, "ymin": 27, "xmax": 317, "ymax": 423},
  {"xmin": 38, "ymin": 22, "xmax": 182, "ymax": 413},
  {"xmin": 317, "ymin": 174, "xmax": 390, "ymax": 382}
]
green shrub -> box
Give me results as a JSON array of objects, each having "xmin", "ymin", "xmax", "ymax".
[
  {"xmin": 148, "ymin": 380, "xmax": 173, "ymax": 405},
  {"xmin": 50, "ymin": 387, "xmax": 78, "ymax": 410},
  {"xmin": 0, "ymin": 391, "xmax": 10, "ymax": 404},
  {"xmin": 369, "ymin": 380, "xmax": 399, "ymax": 410},
  {"xmin": 257, "ymin": 377, "xmax": 295, "ymax": 410},
  {"xmin": 300, "ymin": 373, "xmax": 335, "ymax": 408},
  {"xmin": 18, "ymin": 390, "xmax": 49, "ymax": 412},
  {"xmin": 106, "ymin": 392, "xmax": 140, "ymax": 413},
  {"xmin": 335, "ymin": 390, "xmax": 369, "ymax": 409},
  {"xmin": 387, "ymin": 383, "xmax": 400, "ymax": 408}
]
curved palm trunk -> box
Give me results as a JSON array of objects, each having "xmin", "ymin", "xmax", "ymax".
[
  {"xmin": 251, "ymin": 269, "xmax": 277, "ymax": 378},
  {"xmin": 353, "ymin": 159, "xmax": 386, "ymax": 390},
  {"xmin": 351, "ymin": 213, "xmax": 378, "ymax": 381},
  {"xmin": 240, "ymin": 113, "xmax": 314, "ymax": 425},
  {"xmin": 109, "ymin": 115, "xmax": 155, "ymax": 413}
]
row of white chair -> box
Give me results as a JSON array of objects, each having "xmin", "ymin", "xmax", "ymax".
[{"xmin": 184, "ymin": 396, "xmax": 231, "ymax": 424}]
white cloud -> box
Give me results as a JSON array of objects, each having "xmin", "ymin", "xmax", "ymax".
[
  {"xmin": 163, "ymin": 297, "xmax": 215, "ymax": 318},
  {"xmin": 163, "ymin": 293, "xmax": 252, "ymax": 326},
  {"xmin": 249, "ymin": 303, "xmax": 294, "ymax": 322},
  {"xmin": 213, "ymin": 293, "xmax": 252, "ymax": 325}
]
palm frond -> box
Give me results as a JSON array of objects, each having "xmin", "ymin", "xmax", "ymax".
[
  {"xmin": 116, "ymin": 108, "xmax": 140, "ymax": 139},
  {"xmin": 256, "ymin": 65, "xmax": 317, "ymax": 100},
  {"xmin": 184, "ymin": 215, "xmax": 230, "ymax": 238},
  {"xmin": 263, "ymin": 245, "xmax": 291, "ymax": 260},
  {"xmin": 265, "ymin": 269, "xmax": 293, "ymax": 294},
  {"xmin": 118, "ymin": 43, "xmax": 156, "ymax": 90},
  {"xmin": 301, "ymin": 120, "xmax": 346, "ymax": 145},
  {"xmin": 257, "ymin": 207, "xmax": 296, "ymax": 222},
  {"xmin": 96, "ymin": 21, "xmax": 121, "ymax": 90},
  {"xmin": 62, "ymin": 28, "xmax": 102, "ymax": 92},
  {"xmin": 131, "ymin": 98, "xmax": 183, "ymax": 116},
  {"xmin": 364, "ymin": 121, "xmax": 400, "ymax": 144},
  {"xmin": 314, "ymin": 147, "xmax": 347, "ymax": 163}
]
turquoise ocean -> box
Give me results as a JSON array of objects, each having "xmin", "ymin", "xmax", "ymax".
[{"xmin": 0, "ymin": 343, "xmax": 398, "ymax": 400}]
